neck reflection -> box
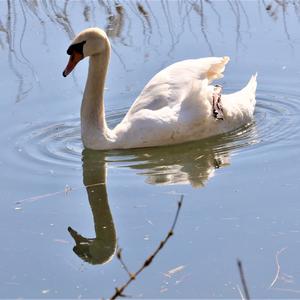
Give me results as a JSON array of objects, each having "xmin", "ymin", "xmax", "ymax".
[{"xmin": 68, "ymin": 149, "xmax": 116, "ymax": 265}]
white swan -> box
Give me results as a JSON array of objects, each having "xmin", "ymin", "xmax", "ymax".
[{"xmin": 63, "ymin": 28, "xmax": 257, "ymax": 150}]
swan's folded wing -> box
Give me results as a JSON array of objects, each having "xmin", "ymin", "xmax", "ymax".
[{"xmin": 126, "ymin": 56, "xmax": 230, "ymax": 117}]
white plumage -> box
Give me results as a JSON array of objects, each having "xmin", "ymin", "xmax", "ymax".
[{"xmin": 63, "ymin": 28, "xmax": 257, "ymax": 150}]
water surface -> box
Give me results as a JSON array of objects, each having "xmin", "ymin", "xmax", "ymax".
[{"xmin": 1, "ymin": 1, "xmax": 300, "ymax": 298}]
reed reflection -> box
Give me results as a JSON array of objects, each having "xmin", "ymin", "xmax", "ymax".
[
  {"xmin": 0, "ymin": 0, "xmax": 296, "ymax": 102},
  {"xmin": 0, "ymin": 0, "xmax": 300, "ymax": 101}
]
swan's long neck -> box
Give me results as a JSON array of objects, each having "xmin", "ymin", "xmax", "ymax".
[{"xmin": 81, "ymin": 46, "xmax": 113, "ymax": 148}]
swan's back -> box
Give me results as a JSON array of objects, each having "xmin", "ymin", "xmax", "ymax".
[
  {"xmin": 113, "ymin": 56, "xmax": 257, "ymax": 149},
  {"xmin": 126, "ymin": 57, "xmax": 230, "ymax": 117}
]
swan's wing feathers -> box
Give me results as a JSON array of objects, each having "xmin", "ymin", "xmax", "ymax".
[{"xmin": 126, "ymin": 56, "xmax": 230, "ymax": 116}]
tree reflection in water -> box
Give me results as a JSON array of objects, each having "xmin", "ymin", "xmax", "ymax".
[{"xmin": 0, "ymin": 0, "xmax": 296, "ymax": 101}]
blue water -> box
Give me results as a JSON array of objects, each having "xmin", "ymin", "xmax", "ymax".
[{"xmin": 1, "ymin": 1, "xmax": 300, "ymax": 298}]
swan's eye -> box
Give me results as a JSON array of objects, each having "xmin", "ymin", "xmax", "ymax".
[{"xmin": 67, "ymin": 41, "xmax": 86, "ymax": 56}]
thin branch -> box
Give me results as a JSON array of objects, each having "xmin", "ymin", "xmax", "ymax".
[
  {"xmin": 237, "ymin": 259, "xmax": 250, "ymax": 300},
  {"xmin": 236, "ymin": 284, "xmax": 246, "ymax": 300},
  {"xmin": 110, "ymin": 195, "xmax": 184, "ymax": 300},
  {"xmin": 269, "ymin": 247, "xmax": 287, "ymax": 288},
  {"xmin": 116, "ymin": 247, "xmax": 134, "ymax": 279},
  {"xmin": 15, "ymin": 182, "xmax": 105, "ymax": 205}
]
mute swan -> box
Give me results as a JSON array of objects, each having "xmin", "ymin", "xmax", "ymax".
[{"xmin": 63, "ymin": 28, "xmax": 257, "ymax": 150}]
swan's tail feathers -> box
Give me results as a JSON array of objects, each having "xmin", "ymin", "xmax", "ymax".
[
  {"xmin": 246, "ymin": 73, "xmax": 258, "ymax": 94},
  {"xmin": 242, "ymin": 73, "xmax": 257, "ymax": 114},
  {"xmin": 243, "ymin": 73, "xmax": 257, "ymax": 100},
  {"xmin": 207, "ymin": 56, "xmax": 230, "ymax": 82}
]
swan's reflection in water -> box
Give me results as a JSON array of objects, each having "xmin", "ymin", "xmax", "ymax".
[
  {"xmin": 118, "ymin": 137, "xmax": 231, "ymax": 188},
  {"xmin": 68, "ymin": 127, "xmax": 255, "ymax": 264},
  {"xmin": 68, "ymin": 150, "xmax": 116, "ymax": 265}
]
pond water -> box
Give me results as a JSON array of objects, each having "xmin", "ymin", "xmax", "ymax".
[{"xmin": 1, "ymin": 0, "xmax": 300, "ymax": 298}]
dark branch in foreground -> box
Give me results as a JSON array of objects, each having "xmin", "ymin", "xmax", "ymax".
[
  {"xmin": 110, "ymin": 195, "xmax": 184, "ymax": 300},
  {"xmin": 237, "ymin": 259, "xmax": 250, "ymax": 300}
]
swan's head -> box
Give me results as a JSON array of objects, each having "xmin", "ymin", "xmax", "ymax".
[{"xmin": 63, "ymin": 28, "xmax": 109, "ymax": 77}]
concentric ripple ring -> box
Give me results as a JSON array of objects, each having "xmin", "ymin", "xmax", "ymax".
[{"xmin": 11, "ymin": 89, "xmax": 300, "ymax": 173}]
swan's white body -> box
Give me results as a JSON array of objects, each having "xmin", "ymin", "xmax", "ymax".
[{"xmin": 64, "ymin": 28, "xmax": 257, "ymax": 150}]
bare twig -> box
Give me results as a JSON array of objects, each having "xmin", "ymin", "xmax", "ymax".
[
  {"xmin": 15, "ymin": 182, "xmax": 105, "ymax": 205},
  {"xmin": 110, "ymin": 195, "xmax": 184, "ymax": 300},
  {"xmin": 116, "ymin": 247, "xmax": 134, "ymax": 279},
  {"xmin": 269, "ymin": 247, "xmax": 287, "ymax": 288},
  {"xmin": 236, "ymin": 284, "xmax": 246, "ymax": 300},
  {"xmin": 237, "ymin": 259, "xmax": 250, "ymax": 300}
]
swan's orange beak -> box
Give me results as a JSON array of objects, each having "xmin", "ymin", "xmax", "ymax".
[{"xmin": 63, "ymin": 51, "xmax": 83, "ymax": 77}]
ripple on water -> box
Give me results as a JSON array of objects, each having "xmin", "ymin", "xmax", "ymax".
[
  {"xmin": 11, "ymin": 88, "xmax": 300, "ymax": 175},
  {"xmin": 214, "ymin": 89, "xmax": 300, "ymax": 156},
  {"xmin": 15, "ymin": 118, "xmax": 83, "ymax": 171},
  {"xmin": 255, "ymin": 90, "xmax": 300, "ymax": 148}
]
